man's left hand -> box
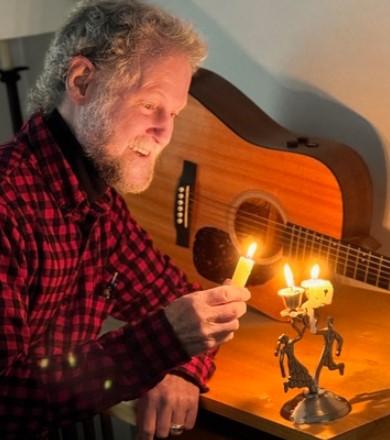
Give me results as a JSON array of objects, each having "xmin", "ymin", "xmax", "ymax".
[{"xmin": 135, "ymin": 373, "xmax": 200, "ymax": 439}]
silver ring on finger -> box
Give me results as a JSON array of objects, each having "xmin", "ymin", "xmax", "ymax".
[{"xmin": 170, "ymin": 423, "xmax": 185, "ymax": 436}]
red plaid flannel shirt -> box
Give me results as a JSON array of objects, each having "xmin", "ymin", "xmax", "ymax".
[{"xmin": 0, "ymin": 113, "xmax": 215, "ymax": 439}]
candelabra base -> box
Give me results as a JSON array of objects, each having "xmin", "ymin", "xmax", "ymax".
[{"xmin": 281, "ymin": 389, "xmax": 351, "ymax": 424}]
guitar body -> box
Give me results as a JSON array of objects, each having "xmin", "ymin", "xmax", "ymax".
[{"xmin": 124, "ymin": 69, "xmax": 373, "ymax": 320}]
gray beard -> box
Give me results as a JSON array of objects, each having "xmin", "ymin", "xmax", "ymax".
[
  {"xmin": 74, "ymin": 99, "xmax": 123, "ymax": 187},
  {"xmin": 74, "ymin": 100, "xmax": 158, "ymax": 194}
]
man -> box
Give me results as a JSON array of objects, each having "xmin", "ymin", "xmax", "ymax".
[{"xmin": 0, "ymin": 1, "xmax": 250, "ymax": 439}]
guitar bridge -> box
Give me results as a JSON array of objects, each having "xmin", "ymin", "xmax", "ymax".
[{"xmin": 175, "ymin": 160, "xmax": 197, "ymax": 247}]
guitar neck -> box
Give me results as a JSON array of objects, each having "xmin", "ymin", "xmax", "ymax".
[{"xmin": 283, "ymin": 223, "xmax": 390, "ymax": 290}]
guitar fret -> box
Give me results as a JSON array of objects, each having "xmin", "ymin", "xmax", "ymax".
[
  {"xmin": 355, "ymin": 249, "xmax": 368, "ymax": 283},
  {"xmin": 310, "ymin": 231, "xmax": 321, "ymax": 257},
  {"xmin": 301, "ymin": 227, "xmax": 308, "ymax": 260},
  {"xmin": 375, "ymin": 255, "xmax": 384, "ymax": 287},
  {"xmin": 364, "ymin": 252, "xmax": 370, "ymax": 284},
  {"xmin": 342, "ymin": 245, "xmax": 350, "ymax": 276},
  {"xmin": 352, "ymin": 248, "xmax": 359, "ymax": 280},
  {"xmin": 298, "ymin": 228, "xmax": 305, "ymax": 260},
  {"xmin": 329, "ymin": 241, "xmax": 341, "ymax": 276},
  {"xmin": 366, "ymin": 252, "xmax": 380, "ymax": 287},
  {"xmin": 332, "ymin": 239, "xmax": 340, "ymax": 274},
  {"xmin": 362, "ymin": 250, "xmax": 390, "ymax": 289},
  {"xmin": 282, "ymin": 223, "xmax": 390, "ymax": 291},
  {"xmin": 378, "ymin": 276, "xmax": 390, "ymax": 290},
  {"xmin": 324, "ymin": 237, "xmax": 331, "ymax": 265},
  {"xmin": 353, "ymin": 248, "xmax": 367, "ymax": 283},
  {"xmin": 378, "ymin": 262, "xmax": 390, "ymax": 290},
  {"xmin": 317, "ymin": 233, "xmax": 323, "ymax": 258},
  {"xmin": 335, "ymin": 245, "xmax": 345, "ymax": 276},
  {"xmin": 308, "ymin": 229, "xmax": 315, "ymax": 257}
]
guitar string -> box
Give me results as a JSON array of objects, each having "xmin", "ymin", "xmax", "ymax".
[
  {"xmin": 149, "ymin": 174, "xmax": 390, "ymax": 274},
  {"xmin": 184, "ymin": 193, "xmax": 390, "ymax": 275},
  {"xmin": 187, "ymin": 192, "xmax": 364, "ymax": 252},
  {"xmin": 192, "ymin": 203, "xmax": 390, "ymax": 284},
  {"xmin": 187, "ymin": 191, "xmax": 382, "ymax": 258},
  {"xmin": 188, "ymin": 192, "xmax": 390, "ymax": 269}
]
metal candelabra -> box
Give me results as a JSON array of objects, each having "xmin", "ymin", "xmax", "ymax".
[{"xmin": 275, "ymin": 305, "xmax": 351, "ymax": 424}]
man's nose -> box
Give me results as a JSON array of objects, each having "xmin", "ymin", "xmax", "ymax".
[{"xmin": 147, "ymin": 110, "xmax": 174, "ymax": 146}]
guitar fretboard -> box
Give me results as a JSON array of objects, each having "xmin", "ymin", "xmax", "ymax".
[{"xmin": 282, "ymin": 223, "xmax": 390, "ymax": 290}]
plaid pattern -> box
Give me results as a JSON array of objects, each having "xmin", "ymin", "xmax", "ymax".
[{"xmin": 0, "ymin": 113, "xmax": 215, "ymax": 439}]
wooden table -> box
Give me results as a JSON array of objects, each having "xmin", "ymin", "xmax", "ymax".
[
  {"xmin": 110, "ymin": 284, "xmax": 390, "ymax": 439},
  {"xmin": 188, "ymin": 283, "xmax": 390, "ymax": 439}
]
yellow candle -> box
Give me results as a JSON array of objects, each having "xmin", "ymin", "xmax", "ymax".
[
  {"xmin": 301, "ymin": 264, "xmax": 334, "ymax": 307},
  {"xmin": 278, "ymin": 264, "xmax": 304, "ymax": 310},
  {"xmin": 232, "ymin": 242, "xmax": 257, "ymax": 287}
]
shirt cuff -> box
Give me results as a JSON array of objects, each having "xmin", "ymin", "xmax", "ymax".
[
  {"xmin": 168, "ymin": 350, "xmax": 217, "ymax": 393},
  {"xmin": 115, "ymin": 308, "xmax": 191, "ymax": 386}
]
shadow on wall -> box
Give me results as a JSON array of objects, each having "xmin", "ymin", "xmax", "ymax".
[{"xmin": 163, "ymin": 0, "xmax": 388, "ymax": 253}]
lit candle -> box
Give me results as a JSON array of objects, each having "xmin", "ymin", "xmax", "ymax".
[
  {"xmin": 301, "ymin": 264, "xmax": 334, "ymax": 308},
  {"xmin": 232, "ymin": 242, "xmax": 257, "ymax": 287},
  {"xmin": 278, "ymin": 264, "xmax": 304, "ymax": 310}
]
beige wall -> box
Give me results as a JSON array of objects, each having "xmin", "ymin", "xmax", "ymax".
[
  {"xmin": 1, "ymin": 0, "xmax": 390, "ymax": 252},
  {"xmin": 0, "ymin": 0, "xmax": 75, "ymax": 39}
]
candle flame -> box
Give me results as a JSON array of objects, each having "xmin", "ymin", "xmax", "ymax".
[
  {"xmin": 246, "ymin": 242, "xmax": 257, "ymax": 259},
  {"xmin": 311, "ymin": 264, "xmax": 320, "ymax": 279},
  {"xmin": 284, "ymin": 264, "xmax": 295, "ymax": 288}
]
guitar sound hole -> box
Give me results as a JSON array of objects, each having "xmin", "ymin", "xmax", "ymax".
[{"xmin": 233, "ymin": 197, "xmax": 285, "ymax": 261}]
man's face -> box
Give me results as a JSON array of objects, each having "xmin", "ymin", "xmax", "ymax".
[{"xmin": 74, "ymin": 53, "xmax": 192, "ymax": 193}]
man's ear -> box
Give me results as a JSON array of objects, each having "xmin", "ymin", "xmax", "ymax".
[{"xmin": 65, "ymin": 56, "xmax": 96, "ymax": 104}]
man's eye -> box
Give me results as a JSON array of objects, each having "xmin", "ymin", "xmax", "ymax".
[{"xmin": 143, "ymin": 103, "xmax": 155, "ymax": 110}]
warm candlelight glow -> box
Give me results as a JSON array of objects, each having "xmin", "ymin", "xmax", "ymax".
[
  {"xmin": 311, "ymin": 264, "xmax": 320, "ymax": 279},
  {"xmin": 278, "ymin": 264, "xmax": 304, "ymax": 312},
  {"xmin": 301, "ymin": 264, "xmax": 334, "ymax": 309},
  {"xmin": 231, "ymin": 242, "xmax": 257, "ymax": 287},
  {"xmin": 284, "ymin": 264, "xmax": 295, "ymax": 288},
  {"xmin": 246, "ymin": 242, "xmax": 257, "ymax": 259}
]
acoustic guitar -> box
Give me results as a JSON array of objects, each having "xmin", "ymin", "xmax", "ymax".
[{"xmin": 124, "ymin": 68, "xmax": 388, "ymax": 321}]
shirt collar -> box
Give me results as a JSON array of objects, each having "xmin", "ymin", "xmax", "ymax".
[
  {"xmin": 46, "ymin": 109, "xmax": 107, "ymax": 202},
  {"xmin": 20, "ymin": 111, "xmax": 111, "ymax": 216}
]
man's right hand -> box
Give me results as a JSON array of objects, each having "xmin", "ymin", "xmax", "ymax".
[{"xmin": 164, "ymin": 283, "xmax": 251, "ymax": 356}]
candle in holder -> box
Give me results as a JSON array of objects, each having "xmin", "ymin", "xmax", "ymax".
[
  {"xmin": 232, "ymin": 242, "xmax": 257, "ymax": 287},
  {"xmin": 301, "ymin": 264, "xmax": 334, "ymax": 308},
  {"xmin": 278, "ymin": 264, "xmax": 304, "ymax": 311}
]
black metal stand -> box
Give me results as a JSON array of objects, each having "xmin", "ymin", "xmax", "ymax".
[{"xmin": 0, "ymin": 66, "xmax": 28, "ymax": 133}]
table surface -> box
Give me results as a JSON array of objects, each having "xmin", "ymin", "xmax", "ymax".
[
  {"xmin": 108, "ymin": 283, "xmax": 390, "ymax": 439},
  {"xmin": 200, "ymin": 283, "xmax": 390, "ymax": 439}
]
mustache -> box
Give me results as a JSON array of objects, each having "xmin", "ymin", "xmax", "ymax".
[{"xmin": 130, "ymin": 136, "xmax": 157, "ymax": 151}]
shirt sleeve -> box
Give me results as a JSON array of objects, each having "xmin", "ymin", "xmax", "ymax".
[
  {"xmin": 108, "ymin": 194, "xmax": 217, "ymax": 392},
  {"xmin": 0, "ymin": 205, "xmax": 190, "ymax": 438}
]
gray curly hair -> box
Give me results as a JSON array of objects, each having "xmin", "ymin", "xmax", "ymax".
[{"xmin": 27, "ymin": 0, "xmax": 207, "ymax": 115}]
